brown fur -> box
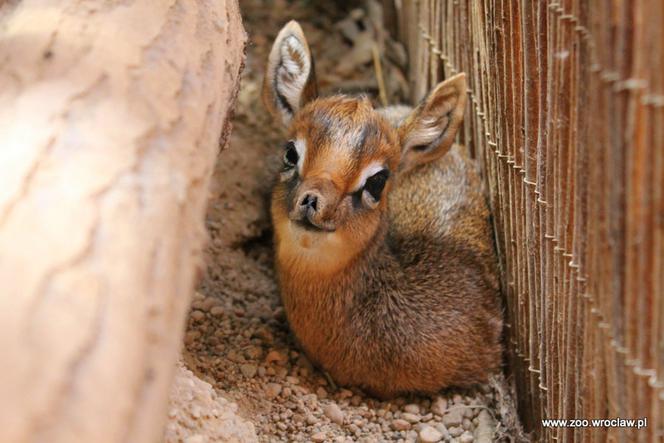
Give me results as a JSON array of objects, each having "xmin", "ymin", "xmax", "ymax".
[{"xmin": 264, "ymin": 22, "xmax": 503, "ymax": 399}]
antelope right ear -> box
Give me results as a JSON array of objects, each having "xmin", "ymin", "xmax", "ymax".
[
  {"xmin": 398, "ymin": 73, "xmax": 467, "ymax": 174},
  {"xmin": 262, "ymin": 20, "xmax": 318, "ymax": 126}
]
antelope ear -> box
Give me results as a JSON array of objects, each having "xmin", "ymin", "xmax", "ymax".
[
  {"xmin": 398, "ymin": 73, "xmax": 467, "ymax": 174},
  {"xmin": 262, "ymin": 20, "xmax": 318, "ymax": 126}
]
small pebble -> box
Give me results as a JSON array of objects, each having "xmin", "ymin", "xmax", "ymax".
[
  {"xmin": 190, "ymin": 310, "xmax": 205, "ymax": 321},
  {"xmin": 402, "ymin": 412, "xmax": 421, "ymax": 423},
  {"xmin": 434, "ymin": 423, "xmax": 449, "ymax": 437},
  {"xmin": 459, "ymin": 430, "xmax": 474, "ymax": 442},
  {"xmin": 266, "ymin": 350, "xmax": 288, "ymax": 364},
  {"xmin": 413, "ymin": 423, "xmax": 427, "ymax": 432},
  {"xmin": 431, "ymin": 397, "xmax": 447, "ymax": 416},
  {"xmin": 404, "ymin": 403, "xmax": 420, "ymax": 414},
  {"xmin": 184, "ymin": 330, "xmax": 201, "ymax": 345},
  {"xmin": 442, "ymin": 409, "xmax": 463, "ymax": 428},
  {"xmin": 240, "ymin": 363, "xmax": 257, "ymax": 378},
  {"xmin": 245, "ymin": 346, "xmax": 263, "ymax": 360},
  {"xmin": 324, "ymin": 403, "xmax": 345, "ymax": 425},
  {"xmin": 201, "ymin": 297, "xmax": 219, "ymax": 311},
  {"xmin": 418, "ymin": 425, "xmax": 443, "ymax": 443},
  {"xmin": 391, "ymin": 419, "xmax": 411, "ymax": 431},
  {"xmin": 210, "ymin": 306, "xmax": 224, "ymax": 317},
  {"xmin": 265, "ymin": 383, "xmax": 282, "ymax": 398},
  {"xmin": 311, "ymin": 432, "xmax": 327, "ymax": 442},
  {"xmin": 316, "ymin": 387, "xmax": 328, "ymax": 399},
  {"xmin": 448, "ymin": 426, "xmax": 463, "ymax": 437}
]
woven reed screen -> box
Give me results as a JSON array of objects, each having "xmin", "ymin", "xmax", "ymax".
[{"xmin": 387, "ymin": 1, "xmax": 663, "ymax": 440}]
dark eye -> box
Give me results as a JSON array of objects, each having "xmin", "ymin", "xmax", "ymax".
[
  {"xmin": 412, "ymin": 144, "xmax": 430, "ymax": 152},
  {"xmin": 364, "ymin": 169, "xmax": 390, "ymax": 201},
  {"xmin": 283, "ymin": 141, "xmax": 299, "ymax": 168}
]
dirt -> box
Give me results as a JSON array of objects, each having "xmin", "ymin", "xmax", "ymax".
[{"xmin": 165, "ymin": 1, "xmax": 525, "ymax": 442}]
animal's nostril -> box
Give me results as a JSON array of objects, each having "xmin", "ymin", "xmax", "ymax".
[{"xmin": 301, "ymin": 193, "xmax": 318, "ymax": 211}]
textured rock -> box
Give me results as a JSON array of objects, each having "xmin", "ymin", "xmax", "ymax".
[
  {"xmin": 0, "ymin": 0, "xmax": 246, "ymax": 441},
  {"xmin": 165, "ymin": 364, "xmax": 257, "ymax": 443}
]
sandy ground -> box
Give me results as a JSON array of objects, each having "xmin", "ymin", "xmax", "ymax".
[{"xmin": 166, "ymin": 1, "xmax": 525, "ymax": 442}]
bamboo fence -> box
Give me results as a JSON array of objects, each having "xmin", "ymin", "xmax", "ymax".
[{"xmin": 388, "ymin": 1, "xmax": 664, "ymax": 441}]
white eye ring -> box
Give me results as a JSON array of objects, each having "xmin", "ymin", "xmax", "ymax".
[
  {"xmin": 283, "ymin": 141, "xmax": 299, "ymax": 168},
  {"xmin": 362, "ymin": 189, "xmax": 380, "ymax": 209},
  {"xmin": 351, "ymin": 161, "xmax": 385, "ymax": 192}
]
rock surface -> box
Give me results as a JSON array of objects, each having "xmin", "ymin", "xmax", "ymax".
[{"xmin": 164, "ymin": 364, "xmax": 257, "ymax": 442}]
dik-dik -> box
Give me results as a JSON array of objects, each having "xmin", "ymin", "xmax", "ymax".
[{"xmin": 262, "ymin": 21, "xmax": 503, "ymax": 399}]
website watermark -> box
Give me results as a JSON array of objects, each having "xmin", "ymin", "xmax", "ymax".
[{"xmin": 542, "ymin": 418, "xmax": 648, "ymax": 429}]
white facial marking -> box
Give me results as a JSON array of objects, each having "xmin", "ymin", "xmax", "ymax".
[
  {"xmin": 351, "ymin": 161, "xmax": 385, "ymax": 192},
  {"xmin": 318, "ymin": 97, "xmax": 374, "ymax": 158},
  {"xmin": 340, "ymin": 123, "xmax": 365, "ymax": 154},
  {"xmin": 294, "ymin": 139, "xmax": 306, "ymax": 174}
]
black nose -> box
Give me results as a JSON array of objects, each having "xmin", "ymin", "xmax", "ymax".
[{"xmin": 300, "ymin": 193, "xmax": 318, "ymax": 211}]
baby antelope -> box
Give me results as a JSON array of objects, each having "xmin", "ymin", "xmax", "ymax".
[{"xmin": 263, "ymin": 21, "xmax": 503, "ymax": 399}]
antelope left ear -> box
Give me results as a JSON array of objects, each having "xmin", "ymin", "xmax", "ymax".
[
  {"xmin": 398, "ymin": 73, "xmax": 467, "ymax": 174},
  {"xmin": 262, "ymin": 20, "xmax": 318, "ymax": 126}
]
